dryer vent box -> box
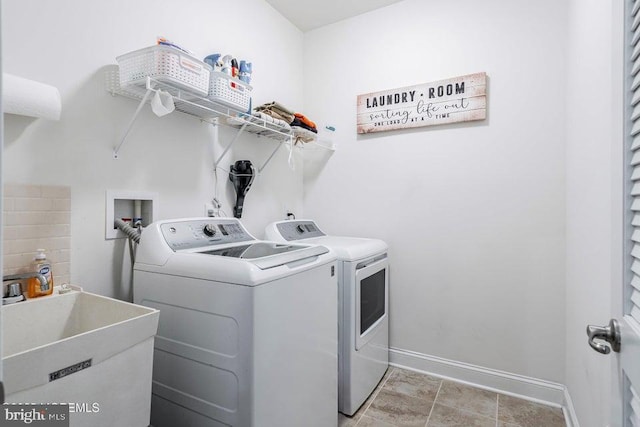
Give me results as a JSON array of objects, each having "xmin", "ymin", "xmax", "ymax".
[{"xmin": 106, "ymin": 190, "xmax": 158, "ymax": 239}]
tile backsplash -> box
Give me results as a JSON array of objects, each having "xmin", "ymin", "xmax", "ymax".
[{"xmin": 3, "ymin": 183, "xmax": 71, "ymax": 286}]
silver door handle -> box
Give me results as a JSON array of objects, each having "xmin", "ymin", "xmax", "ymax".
[{"xmin": 586, "ymin": 319, "xmax": 621, "ymax": 354}]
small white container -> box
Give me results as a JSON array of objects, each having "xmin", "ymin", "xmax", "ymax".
[
  {"xmin": 117, "ymin": 45, "xmax": 211, "ymax": 97},
  {"xmin": 208, "ymin": 71, "xmax": 252, "ymax": 112}
]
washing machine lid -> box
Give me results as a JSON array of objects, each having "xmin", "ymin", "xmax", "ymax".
[
  {"xmin": 196, "ymin": 241, "xmax": 329, "ymax": 270},
  {"xmin": 265, "ymin": 220, "xmax": 388, "ymax": 261}
]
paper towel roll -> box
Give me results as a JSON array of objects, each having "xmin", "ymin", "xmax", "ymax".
[{"xmin": 3, "ymin": 73, "xmax": 61, "ymax": 120}]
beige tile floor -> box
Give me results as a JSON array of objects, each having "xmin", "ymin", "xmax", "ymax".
[{"xmin": 339, "ymin": 367, "xmax": 566, "ymax": 427}]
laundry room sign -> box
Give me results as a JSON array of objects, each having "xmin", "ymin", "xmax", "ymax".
[{"xmin": 356, "ymin": 72, "xmax": 487, "ymax": 134}]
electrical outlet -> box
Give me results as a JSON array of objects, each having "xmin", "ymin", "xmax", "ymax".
[
  {"xmin": 283, "ymin": 205, "xmax": 296, "ymax": 220},
  {"xmin": 205, "ymin": 203, "xmax": 216, "ymax": 217}
]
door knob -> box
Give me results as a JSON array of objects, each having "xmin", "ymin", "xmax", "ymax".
[{"xmin": 586, "ymin": 319, "xmax": 621, "ymax": 354}]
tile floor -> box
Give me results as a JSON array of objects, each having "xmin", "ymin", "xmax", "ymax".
[{"xmin": 339, "ymin": 367, "xmax": 566, "ymax": 427}]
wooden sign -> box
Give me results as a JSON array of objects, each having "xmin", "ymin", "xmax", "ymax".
[{"xmin": 357, "ymin": 72, "xmax": 486, "ymax": 134}]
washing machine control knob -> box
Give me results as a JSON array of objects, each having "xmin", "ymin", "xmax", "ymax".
[
  {"xmin": 203, "ymin": 224, "xmax": 217, "ymax": 237},
  {"xmin": 296, "ymin": 225, "xmax": 306, "ymax": 234}
]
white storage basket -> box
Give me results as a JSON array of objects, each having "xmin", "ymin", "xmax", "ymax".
[
  {"xmin": 117, "ymin": 45, "xmax": 210, "ymax": 97},
  {"xmin": 208, "ymin": 71, "xmax": 252, "ymax": 112}
]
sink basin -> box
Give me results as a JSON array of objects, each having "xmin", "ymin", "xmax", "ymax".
[{"xmin": 2, "ymin": 287, "xmax": 159, "ymax": 427}]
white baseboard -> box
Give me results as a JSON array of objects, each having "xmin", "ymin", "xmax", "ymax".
[
  {"xmin": 389, "ymin": 347, "xmax": 579, "ymax": 427},
  {"xmin": 562, "ymin": 387, "xmax": 580, "ymax": 427}
]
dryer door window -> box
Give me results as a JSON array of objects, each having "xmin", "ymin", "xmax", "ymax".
[
  {"xmin": 360, "ymin": 269, "xmax": 386, "ymax": 334},
  {"xmin": 355, "ymin": 255, "xmax": 388, "ymax": 351}
]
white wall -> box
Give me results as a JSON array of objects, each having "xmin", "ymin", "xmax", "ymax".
[
  {"xmin": 565, "ymin": 0, "xmax": 624, "ymax": 426},
  {"xmin": 303, "ymin": 0, "xmax": 567, "ymax": 382},
  {"xmin": 2, "ymin": 0, "xmax": 304, "ymax": 299}
]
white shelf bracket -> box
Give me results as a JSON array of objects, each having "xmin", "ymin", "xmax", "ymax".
[
  {"xmin": 113, "ymin": 77, "xmax": 155, "ymax": 159},
  {"xmin": 258, "ymin": 136, "xmax": 291, "ymax": 173},
  {"xmin": 213, "ymin": 122, "xmax": 249, "ymax": 170}
]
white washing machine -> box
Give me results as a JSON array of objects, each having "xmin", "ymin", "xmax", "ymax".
[
  {"xmin": 133, "ymin": 218, "xmax": 338, "ymax": 427},
  {"xmin": 265, "ymin": 220, "xmax": 389, "ymax": 416}
]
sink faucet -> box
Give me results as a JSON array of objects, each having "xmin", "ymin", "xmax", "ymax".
[{"xmin": 3, "ymin": 272, "xmax": 49, "ymax": 292}]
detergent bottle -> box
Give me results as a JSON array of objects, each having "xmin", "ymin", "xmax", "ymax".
[{"xmin": 27, "ymin": 249, "xmax": 54, "ymax": 298}]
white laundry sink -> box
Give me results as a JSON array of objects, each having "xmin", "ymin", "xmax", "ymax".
[{"xmin": 2, "ymin": 287, "xmax": 159, "ymax": 427}]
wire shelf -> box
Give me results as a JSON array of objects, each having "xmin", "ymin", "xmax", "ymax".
[
  {"xmin": 104, "ymin": 66, "xmax": 334, "ymax": 169},
  {"xmin": 105, "ymin": 68, "xmax": 292, "ymax": 141}
]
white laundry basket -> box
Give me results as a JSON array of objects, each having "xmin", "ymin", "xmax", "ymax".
[{"xmin": 117, "ymin": 45, "xmax": 211, "ymax": 97}]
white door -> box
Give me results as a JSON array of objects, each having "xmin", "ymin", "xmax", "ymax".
[
  {"xmin": 588, "ymin": 2, "xmax": 640, "ymax": 425},
  {"xmin": 0, "ymin": 0, "xmax": 5, "ymax": 402},
  {"xmin": 625, "ymin": 0, "xmax": 640, "ymax": 424}
]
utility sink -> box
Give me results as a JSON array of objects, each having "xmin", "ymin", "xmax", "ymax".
[{"xmin": 2, "ymin": 287, "xmax": 159, "ymax": 427}]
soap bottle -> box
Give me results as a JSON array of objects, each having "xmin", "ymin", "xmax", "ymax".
[{"xmin": 27, "ymin": 249, "xmax": 54, "ymax": 298}]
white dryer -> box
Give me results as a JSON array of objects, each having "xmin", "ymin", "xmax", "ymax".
[
  {"xmin": 265, "ymin": 220, "xmax": 389, "ymax": 416},
  {"xmin": 133, "ymin": 218, "xmax": 338, "ymax": 427}
]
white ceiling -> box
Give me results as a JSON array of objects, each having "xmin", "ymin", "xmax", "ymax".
[{"xmin": 264, "ymin": 0, "xmax": 406, "ymax": 32}]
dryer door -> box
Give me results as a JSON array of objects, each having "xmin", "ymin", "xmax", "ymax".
[{"xmin": 354, "ymin": 255, "xmax": 388, "ymax": 351}]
